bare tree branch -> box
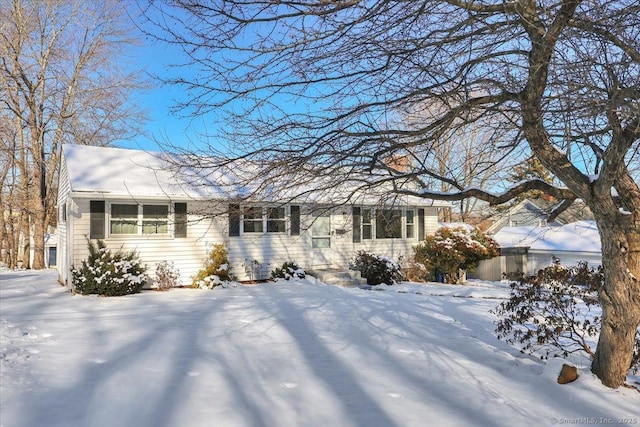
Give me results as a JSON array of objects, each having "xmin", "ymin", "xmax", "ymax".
[{"xmin": 149, "ymin": 0, "xmax": 640, "ymax": 387}]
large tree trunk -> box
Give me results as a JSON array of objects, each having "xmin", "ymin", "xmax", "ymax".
[
  {"xmin": 31, "ymin": 210, "xmax": 46, "ymax": 269},
  {"xmin": 30, "ymin": 156, "xmax": 46, "ymax": 270},
  {"xmin": 591, "ymin": 209, "xmax": 640, "ymax": 388}
]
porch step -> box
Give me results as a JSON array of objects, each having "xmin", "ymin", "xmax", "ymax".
[{"xmin": 308, "ymin": 268, "xmax": 368, "ymax": 287}]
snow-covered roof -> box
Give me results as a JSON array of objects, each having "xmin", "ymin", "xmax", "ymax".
[
  {"xmin": 63, "ymin": 144, "xmax": 215, "ymax": 199},
  {"xmin": 438, "ymin": 222, "xmax": 477, "ymax": 231},
  {"xmin": 62, "ymin": 144, "xmax": 448, "ymax": 207},
  {"xmin": 493, "ymin": 220, "xmax": 600, "ymax": 253}
]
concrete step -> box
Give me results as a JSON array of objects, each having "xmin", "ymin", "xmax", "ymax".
[{"xmin": 308, "ymin": 268, "xmax": 368, "ymax": 287}]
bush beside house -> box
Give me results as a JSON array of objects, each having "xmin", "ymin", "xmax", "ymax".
[
  {"xmin": 71, "ymin": 240, "xmax": 147, "ymax": 296},
  {"xmin": 154, "ymin": 261, "xmax": 181, "ymax": 290},
  {"xmin": 271, "ymin": 261, "xmax": 305, "ymax": 280},
  {"xmin": 192, "ymin": 244, "xmax": 234, "ymax": 288},
  {"xmin": 350, "ymin": 250, "xmax": 403, "ymax": 285},
  {"xmin": 493, "ymin": 261, "xmax": 639, "ymax": 374},
  {"xmin": 414, "ymin": 226, "xmax": 499, "ymax": 283}
]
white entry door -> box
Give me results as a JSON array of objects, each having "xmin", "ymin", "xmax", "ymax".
[{"xmin": 311, "ymin": 212, "xmax": 332, "ymax": 268}]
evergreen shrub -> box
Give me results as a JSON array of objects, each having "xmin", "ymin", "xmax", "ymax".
[
  {"xmin": 350, "ymin": 250, "xmax": 402, "ymax": 285},
  {"xmin": 271, "ymin": 261, "xmax": 305, "ymax": 280},
  {"xmin": 71, "ymin": 239, "xmax": 147, "ymax": 296},
  {"xmin": 193, "ymin": 244, "xmax": 233, "ymax": 288}
]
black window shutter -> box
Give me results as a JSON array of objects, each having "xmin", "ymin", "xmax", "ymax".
[
  {"xmin": 90, "ymin": 201, "xmax": 105, "ymax": 239},
  {"xmin": 175, "ymin": 203, "xmax": 187, "ymax": 238},
  {"xmin": 229, "ymin": 204, "xmax": 240, "ymax": 236},
  {"xmin": 290, "ymin": 205, "xmax": 300, "ymax": 235},
  {"xmin": 352, "ymin": 207, "xmax": 361, "ymax": 243},
  {"xmin": 418, "ymin": 208, "xmax": 425, "ymax": 241}
]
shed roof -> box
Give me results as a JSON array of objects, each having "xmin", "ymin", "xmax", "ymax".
[{"xmin": 493, "ymin": 221, "xmax": 601, "ymax": 253}]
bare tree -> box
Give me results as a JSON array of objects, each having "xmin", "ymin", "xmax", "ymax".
[
  {"xmin": 404, "ymin": 110, "xmax": 504, "ymax": 223},
  {"xmin": 0, "ymin": 0, "xmax": 146, "ymax": 268},
  {"xmin": 149, "ymin": 1, "xmax": 640, "ymax": 388}
]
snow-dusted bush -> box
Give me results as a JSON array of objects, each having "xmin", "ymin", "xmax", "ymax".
[
  {"xmin": 271, "ymin": 261, "xmax": 305, "ymax": 280},
  {"xmin": 72, "ymin": 240, "xmax": 147, "ymax": 296},
  {"xmin": 400, "ymin": 260, "xmax": 430, "ymax": 283},
  {"xmin": 193, "ymin": 243, "xmax": 233, "ymax": 289},
  {"xmin": 154, "ymin": 261, "xmax": 181, "ymax": 290},
  {"xmin": 350, "ymin": 251, "xmax": 402, "ymax": 285},
  {"xmin": 493, "ymin": 261, "xmax": 640, "ymax": 373},
  {"xmin": 413, "ymin": 226, "xmax": 499, "ymax": 283}
]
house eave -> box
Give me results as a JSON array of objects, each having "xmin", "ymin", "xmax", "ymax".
[
  {"xmin": 68, "ymin": 190, "xmax": 197, "ymax": 202},
  {"xmin": 68, "ymin": 190, "xmax": 449, "ymax": 208}
]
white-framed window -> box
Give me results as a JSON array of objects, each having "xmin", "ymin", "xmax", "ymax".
[
  {"xmin": 362, "ymin": 209, "xmax": 373, "ymax": 240},
  {"xmin": 142, "ymin": 205, "xmax": 169, "ymax": 234},
  {"xmin": 108, "ymin": 203, "xmax": 170, "ymax": 236},
  {"xmin": 110, "ymin": 203, "xmax": 138, "ymax": 235},
  {"xmin": 236, "ymin": 205, "xmax": 294, "ymax": 235},
  {"xmin": 355, "ymin": 207, "xmax": 415, "ymax": 241},
  {"xmin": 243, "ymin": 207, "xmax": 264, "ymax": 233},
  {"xmin": 375, "ymin": 209, "xmax": 402, "ymax": 239},
  {"xmin": 406, "ymin": 210, "xmax": 415, "ymax": 239},
  {"xmin": 267, "ymin": 207, "xmax": 286, "ymax": 233},
  {"xmin": 59, "ymin": 203, "xmax": 67, "ymax": 223}
]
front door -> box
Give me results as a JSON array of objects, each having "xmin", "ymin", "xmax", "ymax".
[{"xmin": 311, "ymin": 212, "xmax": 332, "ymax": 268}]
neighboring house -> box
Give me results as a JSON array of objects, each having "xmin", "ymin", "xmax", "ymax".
[
  {"xmin": 29, "ymin": 229, "xmax": 58, "ymax": 269},
  {"xmin": 56, "ymin": 144, "xmax": 447, "ymax": 287},
  {"xmin": 470, "ymin": 221, "xmax": 601, "ymax": 280},
  {"xmin": 485, "ymin": 198, "xmax": 594, "ymax": 234},
  {"xmin": 1, "ymin": 216, "xmax": 57, "ymax": 269}
]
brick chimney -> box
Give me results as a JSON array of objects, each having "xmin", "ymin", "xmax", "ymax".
[{"xmin": 384, "ymin": 154, "xmax": 411, "ymax": 172}]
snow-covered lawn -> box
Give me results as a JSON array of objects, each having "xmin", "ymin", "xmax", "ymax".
[{"xmin": 1, "ymin": 270, "xmax": 638, "ymax": 427}]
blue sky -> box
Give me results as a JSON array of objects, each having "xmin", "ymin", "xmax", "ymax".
[
  {"xmin": 114, "ymin": 40, "xmax": 201, "ymax": 152},
  {"xmin": 113, "ymin": 6, "xmax": 210, "ymax": 152}
]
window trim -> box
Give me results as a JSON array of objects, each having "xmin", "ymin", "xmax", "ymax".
[
  {"xmin": 375, "ymin": 209, "xmax": 403, "ymax": 239},
  {"xmin": 355, "ymin": 207, "xmax": 420, "ymax": 241},
  {"xmin": 174, "ymin": 203, "xmax": 188, "ymax": 238},
  {"xmin": 362, "ymin": 208, "xmax": 373, "ymax": 240},
  {"xmin": 242, "ymin": 206, "xmax": 264, "ymax": 233},
  {"xmin": 106, "ymin": 202, "xmax": 172, "ymax": 237},
  {"xmin": 266, "ymin": 207, "xmax": 286, "ymax": 233},
  {"xmin": 90, "ymin": 200, "xmax": 106, "ymax": 239},
  {"xmin": 232, "ymin": 205, "xmax": 299, "ymax": 236},
  {"xmin": 406, "ymin": 209, "xmax": 416, "ymax": 240},
  {"xmin": 142, "ymin": 204, "xmax": 170, "ymax": 235}
]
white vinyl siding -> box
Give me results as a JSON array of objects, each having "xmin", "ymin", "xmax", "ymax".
[
  {"xmin": 67, "ymin": 199, "xmax": 443, "ymax": 284},
  {"xmin": 56, "ymin": 157, "xmax": 72, "ymax": 284},
  {"xmin": 71, "ymin": 199, "xmax": 220, "ymax": 286}
]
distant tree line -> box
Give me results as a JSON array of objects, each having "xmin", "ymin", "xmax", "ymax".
[{"xmin": 0, "ymin": 0, "xmax": 145, "ymax": 268}]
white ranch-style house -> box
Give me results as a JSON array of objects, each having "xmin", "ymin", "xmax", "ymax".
[{"xmin": 56, "ymin": 144, "xmax": 447, "ymax": 287}]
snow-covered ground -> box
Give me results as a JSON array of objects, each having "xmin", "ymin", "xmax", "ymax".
[{"xmin": 1, "ymin": 270, "xmax": 638, "ymax": 427}]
